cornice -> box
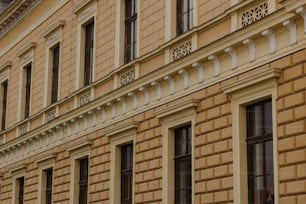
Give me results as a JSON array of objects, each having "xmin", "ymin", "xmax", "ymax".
[
  {"xmin": 34, "ymin": 152, "xmax": 56, "ymax": 164},
  {"xmin": 105, "ymin": 121, "xmax": 139, "ymax": 137},
  {"xmin": 66, "ymin": 137, "xmax": 93, "ymax": 153},
  {"xmin": 221, "ymin": 68, "xmax": 281, "ymax": 94},
  {"xmin": 155, "ymin": 99, "xmax": 199, "ymax": 119},
  {"xmin": 0, "ymin": 60, "xmax": 11, "ymax": 71},
  {"xmin": 1, "ymin": 1, "xmax": 306, "ymax": 168},
  {"xmin": 16, "ymin": 41, "xmax": 36, "ymax": 57},
  {"xmin": 72, "ymin": 0, "xmax": 96, "ymax": 14},
  {"xmin": 42, "ymin": 19, "xmax": 65, "ymax": 38},
  {"xmin": 8, "ymin": 162, "xmax": 27, "ymax": 173},
  {"xmin": 0, "ymin": 0, "xmax": 42, "ymax": 38}
]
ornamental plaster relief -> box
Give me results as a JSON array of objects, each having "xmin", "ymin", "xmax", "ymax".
[{"xmin": 1, "ymin": 2, "xmax": 306, "ymax": 167}]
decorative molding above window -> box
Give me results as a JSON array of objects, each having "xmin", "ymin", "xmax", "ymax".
[
  {"xmin": 171, "ymin": 39, "xmax": 192, "ymax": 61},
  {"xmin": 0, "ymin": 0, "xmax": 42, "ymax": 38},
  {"xmin": 17, "ymin": 42, "xmax": 36, "ymax": 66},
  {"xmin": 120, "ymin": 68, "xmax": 136, "ymax": 86},
  {"xmin": 9, "ymin": 162, "xmax": 27, "ymax": 173},
  {"xmin": 42, "ymin": 19, "xmax": 65, "ymax": 38},
  {"xmin": 156, "ymin": 99, "xmax": 199, "ymax": 119},
  {"xmin": 221, "ymin": 68, "xmax": 281, "ymax": 94},
  {"xmin": 240, "ymin": 1, "xmax": 268, "ymax": 28},
  {"xmin": 66, "ymin": 137, "xmax": 92, "ymax": 153},
  {"xmin": 0, "ymin": 61, "xmax": 11, "ymax": 82},
  {"xmin": 79, "ymin": 91, "xmax": 91, "ymax": 106},
  {"xmin": 42, "ymin": 19, "xmax": 65, "ymax": 47},
  {"xmin": 34, "ymin": 152, "xmax": 56, "ymax": 164},
  {"xmin": 46, "ymin": 108, "xmax": 56, "ymax": 122},
  {"xmin": 105, "ymin": 121, "xmax": 139, "ymax": 137}
]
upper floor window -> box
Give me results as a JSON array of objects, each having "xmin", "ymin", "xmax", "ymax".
[
  {"xmin": 174, "ymin": 125, "xmax": 192, "ymax": 204},
  {"xmin": 51, "ymin": 44, "xmax": 60, "ymax": 104},
  {"xmin": 121, "ymin": 143, "xmax": 133, "ymax": 204},
  {"xmin": 1, "ymin": 80, "xmax": 8, "ymax": 130},
  {"xmin": 124, "ymin": 0, "xmax": 137, "ymax": 63},
  {"xmin": 23, "ymin": 64, "xmax": 32, "ymax": 119},
  {"xmin": 246, "ymin": 99, "xmax": 274, "ymax": 204},
  {"xmin": 84, "ymin": 20, "xmax": 94, "ymax": 86},
  {"xmin": 177, "ymin": 0, "xmax": 194, "ymax": 36}
]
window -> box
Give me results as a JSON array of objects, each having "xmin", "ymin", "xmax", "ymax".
[
  {"xmin": 44, "ymin": 168, "xmax": 53, "ymax": 204},
  {"xmin": 51, "ymin": 45, "xmax": 60, "ymax": 104},
  {"xmin": 67, "ymin": 138, "xmax": 91, "ymax": 204},
  {"xmin": 176, "ymin": 0, "xmax": 194, "ymax": 35},
  {"xmin": 108, "ymin": 121, "xmax": 137, "ymax": 204},
  {"xmin": 246, "ymin": 99, "xmax": 274, "ymax": 204},
  {"xmin": 78, "ymin": 157, "xmax": 88, "ymax": 204},
  {"xmin": 120, "ymin": 143, "xmax": 133, "ymax": 204},
  {"xmin": 1, "ymin": 80, "xmax": 8, "ymax": 130},
  {"xmin": 124, "ymin": 0, "xmax": 137, "ymax": 63},
  {"xmin": 17, "ymin": 177, "xmax": 24, "ymax": 204},
  {"xmin": 221, "ymin": 68, "xmax": 280, "ymax": 204},
  {"xmin": 74, "ymin": 0, "xmax": 96, "ymax": 89},
  {"xmin": 84, "ymin": 20, "xmax": 94, "ymax": 86},
  {"xmin": 157, "ymin": 99, "xmax": 198, "ymax": 204},
  {"xmin": 23, "ymin": 64, "xmax": 31, "ymax": 119},
  {"xmin": 174, "ymin": 125, "xmax": 192, "ymax": 204}
]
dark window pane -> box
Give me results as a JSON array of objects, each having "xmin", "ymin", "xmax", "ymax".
[
  {"xmin": 1, "ymin": 80, "xmax": 8, "ymax": 130},
  {"xmin": 24, "ymin": 64, "xmax": 31, "ymax": 118},
  {"xmin": 45, "ymin": 168, "xmax": 53, "ymax": 204},
  {"xmin": 79, "ymin": 157, "xmax": 88, "ymax": 204},
  {"xmin": 121, "ymin": 143, "xmax": 133, "ymax": 204},
  {"xmin": 84, "ymin": 20, "xmax": 94, "ymax": 86},
  {"xmin": 18, "ymin": 177, "xmax": 24, "ymax": 204},
  {"xmin": 51, "ymin": 45, "xmax": 60, "ymax": 104},
  {"xmin": 124, "ymin": 0, "xmax": 137, "ymax": 63},
  {"xmin": 177, "ymin": 0, "xmax": 193, "ymax": 35},
  {"xmin": 174, "ymin": 125, "xmax": 192, "ymax": 204},
  {"xmin": 247, "ymin": 99, "xmax": 274, "ymax": 204}
]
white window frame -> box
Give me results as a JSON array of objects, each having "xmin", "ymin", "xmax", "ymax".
[
  {"xmin": 67, "ymin": 138, "xmax": 92, "ymax": 204},
  {"xmin": 42, "ymin": 20, "xmax": 64, "ymax": 107},
  {"xmin": 10, "ymin": 163, "xmax": 27, "ymax": 204},
  {"xmin": 0, "ymin": 61, "xmax": 10, "ymax": 132},
  {"xmin": 221, "ymin": 68, "xmax": 280, "ymax": 204},
  {"xmin": 114, "ymin": 0, "xmax": 140, "ymax": 68},
  {"xmin": 35, "ymin": 153, "xmax": 56, "ymax": 204},
  {"xmin": 165, "ymin": 0, "xmax": 198, "ymax": 41},
  {"xmin": 108, "ymin": 121, "xmax": 138, "ymax": 204},
  {"xmin": 156, "ymin": 99, "xmax": 198, "ymax": 204},
  {"xmin": 74, "ymin": 0, "xmax": 97, "ymax": 89},
  {"xmin": 16, "ymin": 42, "xmax": 36, "ymax": 121}
]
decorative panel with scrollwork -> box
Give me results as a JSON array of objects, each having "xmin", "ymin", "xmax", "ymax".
[
  {"xmin": 240, "ymin": 2, "xmax": 268, "ymax": 28},
  {"xmin": 79, "ymin": 91, "xmax": 91, "ymax": 106},
  {"xmin": 19, "ymin": 123, "xmax": 28, "ymax": 136},
  {"xmin": 120, "ymin": 68, "xmax": 136, "ymax": 86},
  {"xmin": 172, "ymin": 40, "xmax": 192, "ymax": 61},
  {"xmin": 46, "ymin": 108, "xmax": 56, "ymax": 122}
]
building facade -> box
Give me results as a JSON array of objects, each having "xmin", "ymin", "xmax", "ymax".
[{"xmin": 0, "ymin": 0, "xmax": 305, "ymax": 203}]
